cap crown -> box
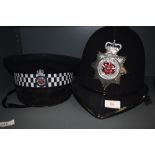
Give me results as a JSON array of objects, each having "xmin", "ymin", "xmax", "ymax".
[{"xmin": 78, "ymin": 26, "xmax": 145, "ymax": 96}]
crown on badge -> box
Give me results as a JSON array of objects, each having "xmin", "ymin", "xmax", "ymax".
[
  {"xmin": 105, "ymin": 40, "xmax": 122, "ymax": 55},
  {"xmin": 36, "ymin": 69, "xmax": 45, "ymax": 77}
]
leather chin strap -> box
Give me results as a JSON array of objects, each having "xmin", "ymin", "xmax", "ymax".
[
  {"xmin": 2, "ymin": 89, "xmax": 30, "ymax": 108},
  {"xmin": 143, "ymin": 95, "xmax": 152, "ymax": 105}
]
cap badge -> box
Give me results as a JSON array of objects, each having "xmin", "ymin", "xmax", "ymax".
[
  {"xmin": 92, "ymin": 40, "xmax": 127, "ymax": 90},
  {"xmin": 36, "ymin": 69, "xmax": 47, "ymax": 87}
]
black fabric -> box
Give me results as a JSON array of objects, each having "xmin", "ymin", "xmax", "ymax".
[
  {"xmin": 72, "ymin": 26, "xmax": 149, "ymax": 119},
  {"xmin": 3, "ymin": 54, "xmax": 80, "ymax": 108},
  {"xmin": 2, "ymin": 86, "xmax": 73, "ymax": 108},
  {"xmin": 3, "ymin": 54, "xmax": 80, "ymax": 75},
  {"xmin": 16, "ymin": 85, "xmax": 72, "ymax": 107}
]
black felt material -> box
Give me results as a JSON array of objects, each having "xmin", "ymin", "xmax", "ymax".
[
  {"xmin": 16, "ymin": 85, "xmax": 72, "ymax": 107},
  {"xmin": 3, "ymin": 54, "xmax": 80, "ymax": 74}
]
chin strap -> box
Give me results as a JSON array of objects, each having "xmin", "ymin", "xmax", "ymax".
[
  {"xmin": 142, "ymin": 84, "xmax": 152, "ymax": 105},
  {"xmin": 2, "ymin": 89, "xmax": 29, "ymax": 108},
  {"xmin": 143, "ymin": 95, "xmax": 152, "ymax": 105}
]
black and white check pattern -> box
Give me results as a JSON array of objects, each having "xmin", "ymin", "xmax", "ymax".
[{"xmin": 14, "ymin": 72, "xmax": 73, "ymax": 88}]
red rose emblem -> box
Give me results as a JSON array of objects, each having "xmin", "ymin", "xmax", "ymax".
[
  {"xmin": 102, "ymin": 62, "xmax": 115, "ymax": 75},
  {"xmin": 37, "ymin": 77, "xmax": 46, "ymax": 86}
]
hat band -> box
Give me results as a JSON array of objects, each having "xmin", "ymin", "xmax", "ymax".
[{"xmin": 14, "ymin": 72, "xmax": 73, "ymax": 88}]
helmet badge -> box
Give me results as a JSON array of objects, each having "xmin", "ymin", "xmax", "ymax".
[{"xmin": 92, "ymin": 40, "xmax": 127, "ymax": 90}]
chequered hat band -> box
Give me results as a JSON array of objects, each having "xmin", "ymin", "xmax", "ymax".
[{"xmin": 14, "ymin": 72, "xmax": 73, "ymax": 88}]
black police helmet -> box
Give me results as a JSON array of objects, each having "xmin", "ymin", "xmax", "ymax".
[{"xmin": 72, "ymin": 26, "xmax": 149, "ymax": 119}]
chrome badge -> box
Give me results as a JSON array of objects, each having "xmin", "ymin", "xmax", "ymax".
[
  {"xmin": 92, "ymin": 40, "xmax": 127, "ymax": 90},
  {"xmin": 36, "ymin": 69, "xmax": 47, "ymax": 87}
]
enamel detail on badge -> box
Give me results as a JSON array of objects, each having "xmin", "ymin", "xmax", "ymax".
[
  {"xmin": 36, "ymin": 69, "xmax": 47, "ymax": 87},
  {"xmin": 92, "ymin": 40, "xmax": 127, "ymax": 90}
]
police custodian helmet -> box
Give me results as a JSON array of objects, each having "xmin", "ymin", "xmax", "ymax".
[
  {"xmin": 3, "ymin": 54, "xmax": 80, "ymax": 108},
  {"xmin": 72, "ymin": 26, "xmax": 150, "ymax": 119}
]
